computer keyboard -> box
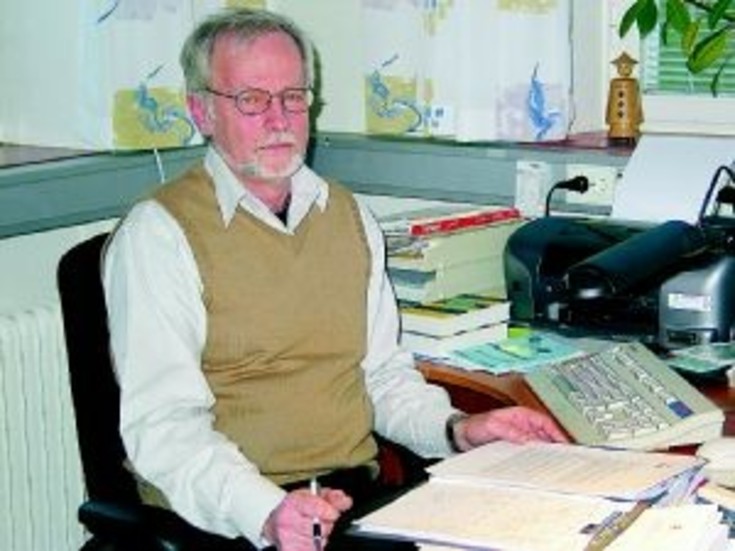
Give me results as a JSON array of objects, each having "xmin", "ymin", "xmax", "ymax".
[{"xmin": 526, "ymin": 341, "xmax": 725, "ymax": 450}]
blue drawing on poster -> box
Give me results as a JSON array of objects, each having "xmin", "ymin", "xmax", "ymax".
[
  {"xmin": 367, "ymin": 54, "xmax": 423, "ymax": 133},
  {"xmin": 97, "ymin": 0, "xmax": 120, "ymax": 23},
  {"xmin": 134, "ymin": 65, "xmax": 196, "ymax": 144},
  {"xmin": 526, "ymin": 64, "xmax": 561, "ymax": 141}
]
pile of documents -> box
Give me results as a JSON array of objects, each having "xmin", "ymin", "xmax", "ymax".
[{"xmin": 353, "ymin": 441, "xmax": 731, "ymax": 550}]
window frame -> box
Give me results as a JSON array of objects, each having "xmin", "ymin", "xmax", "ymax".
[{"xmin": 605, "ymin": 0, "xmax": 735, "ymax": 137}]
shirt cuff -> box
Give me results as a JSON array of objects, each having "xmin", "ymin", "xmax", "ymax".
[{"xmin": 225, "ymin": 473, "xmax": 287, "ymax": 547}]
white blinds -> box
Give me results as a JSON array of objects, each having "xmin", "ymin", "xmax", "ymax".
[{"xmin": 641, "ymin": 30, "xmax": 735, "ymax": 97}]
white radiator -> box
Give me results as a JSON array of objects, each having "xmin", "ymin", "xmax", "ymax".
[{"xmin": 0, "ymin": 303, "xmax": 87, "ymax": 551}]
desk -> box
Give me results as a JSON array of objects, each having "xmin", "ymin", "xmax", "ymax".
[{"xmin": 419, "ymin": 361, "xmax": 735, "ymax": 437}]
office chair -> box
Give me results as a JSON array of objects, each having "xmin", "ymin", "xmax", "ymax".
[
  {"xmin": 58, "ymin": 233, "xmax": 251, "ymax": 550},
  {"xmin": 57, "ymin": 232, "xmax": 427, "ymax": 551}
]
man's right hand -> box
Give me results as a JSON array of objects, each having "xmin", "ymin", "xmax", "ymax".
[{"xmin": 262, "ymin": 486, "xmax": 352, "ymax": 550}]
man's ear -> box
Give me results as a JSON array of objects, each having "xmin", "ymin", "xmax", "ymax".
[{"xmin": 187, "ymin": 93, "xmax": 213, "ymax": 136}]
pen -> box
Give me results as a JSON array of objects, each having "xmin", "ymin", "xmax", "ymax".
[{"xmin": 310, "ymin": 477, "xmax": 323, "ymax": 551}]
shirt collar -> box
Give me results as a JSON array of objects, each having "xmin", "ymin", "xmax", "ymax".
[{"xmin": 203, "ymin": 146, "xmax": 329, "ymax": 230}]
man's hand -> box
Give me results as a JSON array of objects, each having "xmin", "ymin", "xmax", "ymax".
[
  {"xmin": 262, "ymin": 486, "xmax": 352, "ymax": 550},
  {"xmin": 452, "ymin": 406, "xmax": 569, "ymax": 452}
]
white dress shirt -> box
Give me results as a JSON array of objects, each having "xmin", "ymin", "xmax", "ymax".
[{"xmin": 103, "ymin": 147, "xmax": 457, "ymax": 546}]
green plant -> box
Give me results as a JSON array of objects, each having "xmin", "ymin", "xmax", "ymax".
[{"xmin": 618, "ymin": 0, "xmax": 734, "ymax": 94}]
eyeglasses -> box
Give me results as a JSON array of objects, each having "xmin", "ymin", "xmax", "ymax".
[{"xmin": 204, "ymin": 86, "xmax": 314, "ymax": 116}]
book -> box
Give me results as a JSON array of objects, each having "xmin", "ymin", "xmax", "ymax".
[
  {"xmin": 389, "ymin": 257, "xmax": 506, "ymax": 304},
  {"xmin": 379, "ymin": 204, "xmax": 522, "ymax": 238},
  {"xmin": 387, "ymin": 219, "xmax": 524, "ymax": 271},
  {"xmin": 427, "ymin": 440, "xmax": 704, "ymax": 501},
  {"xmin": 401, "ymin": 322, "xmax": 508, "ymax": 358},
  {"xmin": 354, "ymin": 441, "xmax": 706, "ymax": 551},
  {"xmin": 399, "ymin": 292, "xmax": 510, "ymax": 338}
]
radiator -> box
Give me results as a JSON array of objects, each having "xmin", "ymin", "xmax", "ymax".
[{"xmin": 0, "ymin": 303, "xmax": 87, "ymax": 551}]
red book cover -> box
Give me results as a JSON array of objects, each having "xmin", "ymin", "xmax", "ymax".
[{"xmin": 409, "ymin": 206, "xmax": 522, "ymax": 237}]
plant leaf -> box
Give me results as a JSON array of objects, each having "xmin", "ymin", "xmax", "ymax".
[
  {"xmin": 681, "ymin": 20, "xmax": 701, "ymax": 55},
  {"xmin": 637, "ymin": 0, "xmax": 660, "ymax": 36},
  {"xmin": 666, "ymin": 0, "xmax": 691, "ymax": 34},
  {"xmin": 661, "ymin": 20, "xmax": 671, "ymax": 46},
  {"xmin": 619, "ymin": 1, "xmax": 643, "ymax": 38},
  {"xmin": 708, "ymin": 0, "xmax": 733, "ymax": 28},
  {"xmin": 688, "ymin": 27, "xmax": 730, "ymax": 73},
  {"xmin": 710, "ymin": 62, "xmax": 725, "ymax": 96}
]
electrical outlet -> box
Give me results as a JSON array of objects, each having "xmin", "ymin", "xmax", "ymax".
[
  {"xmin": 565, "ymin": 164, "xmax": 621, "ymax": 206},
  {"xmin": 515, "ymin": 160, "xmax": 553, "ymax": 217}
]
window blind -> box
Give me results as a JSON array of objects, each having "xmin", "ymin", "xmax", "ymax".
[{"xmin": 641, "ymin": 33, "xmax": 735, "ymax": 97}]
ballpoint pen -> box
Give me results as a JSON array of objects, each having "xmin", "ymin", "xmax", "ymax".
[{"xmin": 310, "ymin": 477, "xmax": 323, "ymax": 551}]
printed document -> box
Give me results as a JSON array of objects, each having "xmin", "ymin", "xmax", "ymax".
[
  {"xmin": 354, "ymin": 441, "xmax": 706, "ymax": 550},
  {"xmin": 355, "ymin": 479, "xmax": 635, "ymax": 551},
  {"xmin": 428, "ymin": 441, "xmax": 704, "ymax": 501}
]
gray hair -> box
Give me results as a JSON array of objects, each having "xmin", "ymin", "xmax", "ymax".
[{"xmin": 179, "ymin": 7, "xmax": 315, "ymax": 93}]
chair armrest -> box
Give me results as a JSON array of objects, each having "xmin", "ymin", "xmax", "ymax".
[{"xmin": 79, "ymin": 500, "xmax": 249, "ymax": 550}]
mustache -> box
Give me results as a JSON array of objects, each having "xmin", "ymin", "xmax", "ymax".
[{"xmin": 259, "ymin": 133, "xmax": 297, "ymax": 148}]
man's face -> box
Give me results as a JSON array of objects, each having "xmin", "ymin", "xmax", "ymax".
[{"xmin": 193, "ymin": 31, "xmax": 310, "ymax": 186}]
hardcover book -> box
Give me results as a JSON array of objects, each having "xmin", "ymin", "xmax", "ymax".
[
  {"xmin": 379, "ymin": 204, "xmax": 522, "ymax": 238},
  {"xmin": 399, "ymin": 292, "xmax": 510, "ymax": 337},
  {"xmin": 389, "ymin": 258, "xmax": 506, "ymax": 304},
  {"xmin": 387, "ymin": 219, "xmax": 524, "ymax": 271}
]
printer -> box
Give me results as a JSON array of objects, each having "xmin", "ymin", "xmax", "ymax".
[{"xmin": 503, "ymin": 214, "xmax": 735, "ymax": 349}]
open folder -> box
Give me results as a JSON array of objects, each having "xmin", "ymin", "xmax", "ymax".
[{"xmin": 353, "ymin": 441, "xmax": 707, "ymax": 551}]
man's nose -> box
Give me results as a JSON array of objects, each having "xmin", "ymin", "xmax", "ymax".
[{"xmin": 262, "ymin": 97, "xmax": 290, "ymax": 129}]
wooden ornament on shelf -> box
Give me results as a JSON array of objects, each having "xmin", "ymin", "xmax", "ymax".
[{"xmin": 606, "ymin": 52, "xmax": 643, "ymax": 146}]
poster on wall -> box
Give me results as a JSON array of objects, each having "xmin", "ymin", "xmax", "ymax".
[
  {"xmin": 362, "ymin": 0, "xmax": 572, "ymax": 142},
  {"xmin": 0, "ymin": 0, "xmax": 266, "ymax": 151}
]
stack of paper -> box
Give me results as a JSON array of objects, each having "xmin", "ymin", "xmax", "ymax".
[{"xmin": 354, "ymin": 441, "xmax": 711, "ymax": 551}]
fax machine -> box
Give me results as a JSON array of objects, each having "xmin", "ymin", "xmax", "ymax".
[{"xmin": 504, "ymin": 215, "xmax": 735, "ymax": 349}]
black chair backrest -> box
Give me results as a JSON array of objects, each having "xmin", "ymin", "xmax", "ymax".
[{"xmin": 57, "ymin": 232, "xmax": 141, "ymax": 505}]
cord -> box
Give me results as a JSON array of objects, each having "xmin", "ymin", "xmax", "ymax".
[
  {"xmin": 152, "ymin": 148, "xmax": 167, "ymax": 184},
  {"xmin": 696, "ymin": 164, "xmax": 735, "ymax": 223},
  {"xmin": 544, "ymin": 175, "xmax": 589, "ymax": 217}
]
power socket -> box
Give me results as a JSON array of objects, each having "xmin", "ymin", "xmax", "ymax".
[{"xmin": 565, "ymin": 164, "xmax": 621, "ymax": 207}]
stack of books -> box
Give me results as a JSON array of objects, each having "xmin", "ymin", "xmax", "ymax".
[
  {"xmin": 379, "ymin": 204, "xmax": 525, "ymax": 304},
  {"xmin": 398, "ymin": 292, "xmax": 510, "ymax": 358}
]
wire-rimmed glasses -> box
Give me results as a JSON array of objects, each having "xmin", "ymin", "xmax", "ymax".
[{"xmin": 205, "ymin": 86, "xmax": 314, "ymax": 116}]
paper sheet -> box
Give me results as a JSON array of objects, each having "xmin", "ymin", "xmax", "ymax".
[
  {"xmin": 427, "ymin": 441, "xmax": 704, "ymax": 501},
  {"xmin": 355, "ymin": 479, "xmax": 633, "ymax": 551},
  {"xmin": 612, "ymin": 134, "xmax": 735, "ymax": 224},
  {"xmin": 606, "ymin": 504, "xmax": 728, "ymax": 551}
]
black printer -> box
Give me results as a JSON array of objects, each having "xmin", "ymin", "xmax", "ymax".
[{"xmin": 503, "ymin": 215, "xmax": 735, "ymax": 349}]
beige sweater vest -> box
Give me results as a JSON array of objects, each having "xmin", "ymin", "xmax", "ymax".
[{"xmin": 154, "ymin": 166, "xmax": 378, "ymax": 484}]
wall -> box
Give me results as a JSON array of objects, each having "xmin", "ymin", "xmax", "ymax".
[{"xmin": 0, "ymin": 220, "xmax": 116, "ymax": 315}]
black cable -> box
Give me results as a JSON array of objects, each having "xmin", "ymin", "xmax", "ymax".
[
  {"xmin": 696, "ymin": 164, "xmax": 735, "ymax": 223},
  {"xmin": 544, "ymin": 175, "xmax": 589, "ymax": 217}
]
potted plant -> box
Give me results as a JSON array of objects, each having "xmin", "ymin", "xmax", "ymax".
[{"xmin": 618, "ymin": 0, "xmax": 734, "ymax": 95}]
